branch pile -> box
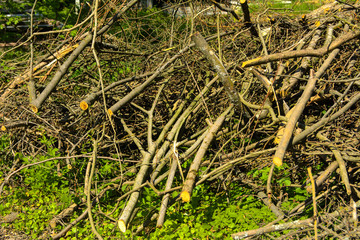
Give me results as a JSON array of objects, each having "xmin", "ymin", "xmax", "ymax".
[{"xmin": 0, "ymin": 1, "xmax": 360, "ymax": 239}]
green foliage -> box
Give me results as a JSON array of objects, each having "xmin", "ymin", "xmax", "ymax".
[
  {"xmin": 0, "ymin": 133, "xmax": 314, "ymax": 239},
  {"xmin": 248, "ymin": 163, "xmax": 292, "ymax": 187},
  {"xmin": 148, "ymin": 184, "xmax": 276, "ymax": 239},
  {"xmin": 111, "ymin": 7, "xmax": 174, "ymax": 44},
  {"xmin": 248, "ymin": 163, "xmax": 310, "ymax": 212},
  {"xmin": 0, "ymin": 0, "xmax": 76, "ymax": 33},
  {"xmin": 0, "ymin": 135, "xmax": 72, "ymax": 238},
  {"xmin": 0, "ymin": 1, "xmax": 32, "ymax": 14},
  {"xmin": 0, "ymin": 134, "xmax": 10, "ymax": 153},
  {"xmin": 103, "ymin": 59, "xmax": 142, "ymax": 82},
  {"xmin": 37, "ymin": 0, "xmax": 74, "ymax": 21}
]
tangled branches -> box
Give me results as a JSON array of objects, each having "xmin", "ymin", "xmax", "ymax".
[{"xmin": 1, "ymin": 1, "xmax": 360, "ymax": 239}]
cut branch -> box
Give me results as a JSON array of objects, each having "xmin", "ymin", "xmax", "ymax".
[
  {"xmin": 242, "ymin": 30, "xmax": 360, "ymax": 67},
  {"xmin": 192, "ymin": 32, "xmax": 251, "ymax": 117},
  {"xmin": 181, "ymin": 105, "xmax": 232, "ymax": 202},
  {"xmin": 29, "ymin": 0, "xmax": 139, "ymax": 112},
  {"xmin": 273, "ymin": 70, "xmax": 317, "ymax": 166},
  {"xmin": 231, "ymin": 200, "xmax": 360, "ymax": 239},
  {"xmin": 239, "ymin": 0, "xmax": 258, "ymax": 37}
]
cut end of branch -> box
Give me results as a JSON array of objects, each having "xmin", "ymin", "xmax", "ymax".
[
  {"xmin": 118, "ymin": 219, "xmax": 127, "ymax": 233},
  {"xmin": 240, "ymin": 0, "xmax": 247, "ymax": 3},
  {"xmin": 180, "ymin": 191, "xmax": 190, "ymax": 202},
  {"xmin": 79, "ymin": 101, "xmax": 88, "ymax": 111},
  {"xmin": 29, "ymin": 104, "xmax": 38, "ymax": 113},
  {"xmin": 108, "ymin": 109, "xmax": 114, "ymax": 116},
  {"xmin": 67, "ymin": 164, "xmax": 72, "ymax": 170},
  {"xmin": 273, "ymin": 156, "xmax": 283, "ymax": 167},
  {"xmin": 241, "ymin": 57, "xmax": 261, "ymax": 68},
  {"xmin": 1, "ymin": 125, "xmax": 6, "ymax": 131}
]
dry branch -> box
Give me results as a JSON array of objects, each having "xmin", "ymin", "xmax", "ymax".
[
  {"xmin": 2, "ymin": 2, "xmax": 360, "ymax": 239},
  {"xmin": 239, "ymin": 0, "xmax": 258, "ymax": 37},
  {"xmin": 305, "ymin": 160, "xmax": 339, "ymax": 194},
  {"xmin": 52, "ymin": 209, "xmax": 89, "ymax": 240},
  {"xmin": 181, "ymin": 105, "xmax": 232, "ymax": 202},
  {"xmin": 316, "ymin": 132, "xmax": 351, "ymax": 195},
  {"xmin": 273, "ymin": 70, "xmax": 317, "ymax": 166},
  {"xmin": 258, "ymin": 191, "xmax": 284, "ymax": 218},
  {"xmin": 108, "ymin": 31, "xmax": 234, "ymax": 116},
  {"xmin": 117, "ymin": 77, "xmax": 218, "ymax": 232},
  {"xmin": 242, "ymin": 29, "xmax": 360, "ymax": 68},
  {"xmin": 0, "ymin": 43, "xmax": 80, "ymax": 103},
  {"xmin": 192, "ymin": 32, "xmax": 251, "ymax": 117},
  {"xmin": 210, "ymin": 0, "xmax": 240, "ymax": 21},
  {"xmin": 279, "ymin": 29, "xmax": 321, "ymax": 97},
  {"xmin": 231, "ymin": 200, "xmax": 360, "ymax": 239},
  {"xmin": 156, "ymin": 153, "xmax": 178, "ymax": 227},
  {"xmin": 80, "ymin": 71, "xmax": 154, "ymax": 110},
  {"xmin": 29, "ymin": 0, "xmax": 139, "ymax": 113},
  {"xmin": 292, "ymin": 92, "xmax": 360, "ymax": 145},
  {"xmin": 116, "ymin": 101, "xmax": 187, "ymax": 232}
]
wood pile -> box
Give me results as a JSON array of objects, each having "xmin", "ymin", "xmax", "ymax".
[{"xmin": 0, "ymin": 1, "xmax": 359, "ymax": 238}]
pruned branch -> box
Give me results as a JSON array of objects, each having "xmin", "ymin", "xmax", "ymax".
[
  {"xmin": 192, "ymin": 32, "xmax": 251, "ymax": 117},
  {"xmin": 242, "ymin": 30, "xmax": 360, "ymax": 68},
  {"xmin": 181, "ymin": 106, "xmax": 232, "ymax": 202},
  {"xmin": 273, "ymin": 70, "xmax": 317, "ymax": 166},
  {"xmin": 231, "ymin": 201, "xmax": 360, "ymax": 239}
]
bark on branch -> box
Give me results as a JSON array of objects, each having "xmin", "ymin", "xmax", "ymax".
[
  {"xmin": 29, "ymin": 0, "xmax": 139, "ymax": 112},
  {"xmin": 180, "ymin": 105, "xmax": 232, "ymax": 202},
  {"xmin": 192, "ymin": 32, "xmax": 251, "ymax": 117},
  {"xmin": 242, "ymin": 30, "xmax": 360, "ymax": 68},
  {"xmin": 231, "ymin": 200, "xmax": 360, "ymax": 239},
  {"xmin": 273, "ymin": 70, "xmax": 317, "ymax": 166}
]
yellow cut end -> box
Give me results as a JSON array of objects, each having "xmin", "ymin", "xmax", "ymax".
[
  {"xmin": 29, "ymin": 104, "xmax": 38, "ymax": 113},
  {"xmin": 241, "ymin": 57, "xmax": 261, "ymax": 68},
  {"xmin": 180, "ymin": 191, "xmax": 190, "ymax": 202},
  {"xmin": 108, "ymin": 109, "xmax": 113, "ymax": 116},
  {"xmin": 273, "ymin": 157, "xmax": 283, "ymax": 167},
  {"xmin": 1, "ymin": 125, "xmax": 6, "ymax": 131},
  {"xmin": 80, "ymin": 101, "xmax": 88, "ymax": 110},
  {"xmin": 315, "ymin": 21, "xmax": 321, "ymax": 27},
  {"xmin": 118, "ymin": 219, "xmax": 127, "ymax": 233},
  {"xmin": 67, "ymin": 164, "xmax": 72, "ymax": 170},
  {"xmin": 240, "ymin": 0, "xmax": 246, "ymax": 3}
]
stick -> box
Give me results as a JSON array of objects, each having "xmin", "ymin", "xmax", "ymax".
[
  {"xmin": 231, "ymin": 201, "xmax": 360, "ymax": 239},
  {"xmin": 316, "ymin": 132, "xmax": 352, "ymax": 195},
  {"xmin": 307, "ymin": 167, "xmax": 318, "ymax": 240},
  {"xmin": 29, "ymin": 0, "xmax": 140, "ymax": 112},
  {"xmin": 242, "ymin": 30, "xmax": 360, "ymax": 67},
  {"xmin": 273, "ymin": 70, "xmax": 317, "ymax": 166},
  {"xmin": 180, "ymin": 106, "xmax": 232, "ymax": 202},
  {"xmin": 192, "ymin": 32, "xmax": 251, "ymax": 117}
]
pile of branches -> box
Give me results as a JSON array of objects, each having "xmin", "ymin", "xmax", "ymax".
[{"xmin": 1, "ymin": 0, "xmax": 360, "ymax": 239}]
